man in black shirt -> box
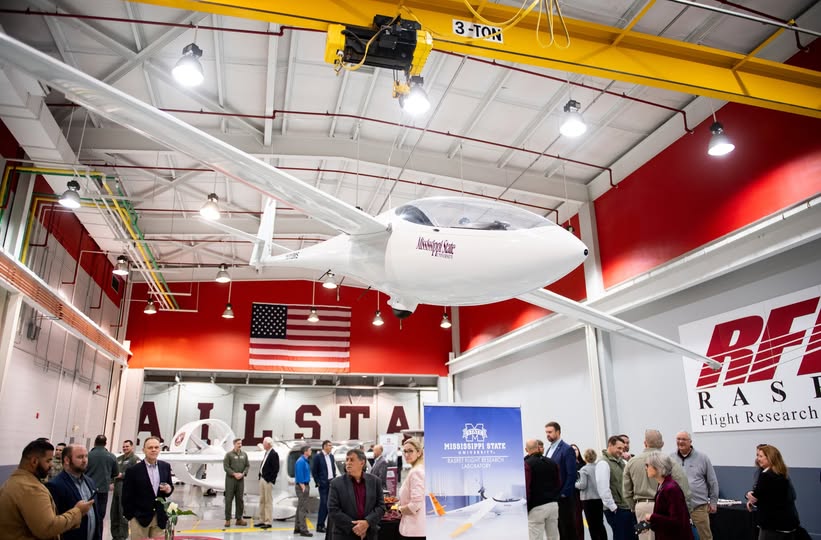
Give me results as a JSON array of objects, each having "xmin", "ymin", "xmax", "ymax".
[{"xmin": 524, "ymin": 439, "xmax": 561, "ymax": 540}]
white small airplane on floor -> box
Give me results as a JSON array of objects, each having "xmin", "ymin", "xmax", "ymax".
[
  {"xmin": 429, "ymin": 489, "xmax": 526, "ymax": 538},
  {"xmin": 0, "ymin": 34, "xmax": 719, "ymax": 368},
  {"xmin": 156, "ymin": 419, "xmax": 357, "ymax": 519}
]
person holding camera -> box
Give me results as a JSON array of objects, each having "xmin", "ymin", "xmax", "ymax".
[{"xmin": 640, "ymin": 453, "xmax": 692, "ymax": 540}]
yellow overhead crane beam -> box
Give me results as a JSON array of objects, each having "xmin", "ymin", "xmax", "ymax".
[{"xmin": 133, "ymin": 0, "xmax": 820, "ymax": 118}]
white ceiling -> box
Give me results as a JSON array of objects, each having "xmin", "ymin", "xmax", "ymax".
[{"xmin": 1, "ymin": 0, "xmax": 818, "ymax": 285}]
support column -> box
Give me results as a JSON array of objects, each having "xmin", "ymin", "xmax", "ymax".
[
  {"xmin": 578, "ymin": 201, "xmax": 604, "ymax": 301},
  {"xmin": 2, "ymin": 169, "xmax": 36, "ymax": 258},
  {"xmin": 584, "ymin": 325, "xmax": 607, "ymax": 451},
  {"xmin": 0, "ymin": 292, "xmax": 24, "ymax": 408}
]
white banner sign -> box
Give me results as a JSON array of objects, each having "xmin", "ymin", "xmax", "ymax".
[
  {"xmin": 135, "ymin": 384, "xmax": 436, "ymax": 445},
  {"xmin": 679, "ymin": 285, "xmax": 821, "ymax": 432}
]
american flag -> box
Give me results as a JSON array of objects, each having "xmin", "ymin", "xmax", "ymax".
[{"xmin": 249, "ymin": 303, "xmax": 351, "ymax": 372}]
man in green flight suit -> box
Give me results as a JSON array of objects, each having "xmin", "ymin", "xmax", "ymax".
[
  {"xmin": 110, "ymin": 439, "xmax": 140, "ymax": 540},
  {"xmin": 223, "ymin": 438, "xmax": 249, "ymax": 527}
]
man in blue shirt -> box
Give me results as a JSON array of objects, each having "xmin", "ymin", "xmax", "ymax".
[
  {"xmin": 545, "ymin": 421, "xmax": 578, "ymax": 540},
  {"xmin": 294, "ymin": 446, "xmax": 313, "ymax": 537}
]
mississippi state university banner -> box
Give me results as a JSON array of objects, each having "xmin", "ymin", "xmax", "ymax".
[
  {"xmin": 679, "ymin": 285, "xmax": 821, "ymax": 433},
  {"xmin": 423, "ymin": 404, "xmax": 528, "ymax": 539}
]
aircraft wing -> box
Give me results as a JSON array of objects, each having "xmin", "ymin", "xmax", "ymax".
[
  {"xmin": 448, "ymin": 498, "xmax": 497, "ymax": 537},
  {"xmin": 518, "ymin": 289, "xmax": 721, "ymax": 369},
  {"xmin": 0, "ymin": 34, "xmax": 387, "ymax": 237},
  {"xmin": 158, "ymin": 453, "xmax": 225, "ymax": 465}
]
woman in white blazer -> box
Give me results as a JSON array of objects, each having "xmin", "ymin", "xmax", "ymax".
[{"xmin": 398, "ymin": 437, "xmax": 426, "ymax": 539}]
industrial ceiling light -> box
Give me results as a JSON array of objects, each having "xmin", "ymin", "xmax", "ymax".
[
  {"xmin": 707, "ymin": 121, "xmax": 735, "ymax": 156},
  {"xmin": 222, "ymin": 302, "xmax": 235, "ymax": 319},
  {"xmin": 322, "ymin": 272, "xmax": 338, "ymax": 289},
  {"xmin": 199, "ymin": 193, "xmax": 221, "ymax": 220},
  {"xmin": 307, "ymin": 280, "xmax": 320, "ymax": 322},
  {"xmin": 559, "ymin": 99, "xmax": 587, "ymax": 138},
  {"xmin": 372, "ymin": 290, "xmax": 384, "ymax": 326},
  {"xmin": 112, "ymin": 255, "xmax": 129, "ymax": 276},
  {"xmin": 144, "ymin": 298, "xmax": 157, "ymax": 315},
  {"xmin": 59, "ymin": 179, "xmax": 82, "ymax": 209},
  {"xmin": 215, "ymin": 263, "xmax": 231, "ymax": 283},
  {"xmin": 172, "ymin": 42, "xmax": 204, "ymax": 87},
  {"xmin": 440, "ymin": 312, "xmax": 452, "ymax": 329},
  {"xmin": 377, "ymin": 377, "xmax": 385, "ymax": 387},
  {"xmin": 399, "ymin": 77, "xmax": 430, "ymax": 116},
  {"xmin": 408, "ymin": 377, "xmax": 417, "ymax": 388}
]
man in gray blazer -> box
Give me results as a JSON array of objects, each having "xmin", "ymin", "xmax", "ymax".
[
  {"xmin": 370, "ymin": 445, "xmax": 388, "ymax": 490},
  {"xmin": 328, "ymin": 449, "xmax": 385, "ymax": 539}
]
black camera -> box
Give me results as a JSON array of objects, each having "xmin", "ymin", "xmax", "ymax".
[{"xmin": 635, "ymin": 520, "xmax": 652, "ymax": 533}]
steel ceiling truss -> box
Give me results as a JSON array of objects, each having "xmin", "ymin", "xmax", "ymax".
[{"xmin": 130, "ymin": 0, "xmax": 820, "ymax": 118}]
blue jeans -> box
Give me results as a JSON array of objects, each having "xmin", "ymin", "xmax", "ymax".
[
  {"xmin": 604, "ymin": 508, "xmax": 637, "ymax": 540},
  {"xmin": 317, "ymin": 484, "xmax": 330, "ymax": 528}
]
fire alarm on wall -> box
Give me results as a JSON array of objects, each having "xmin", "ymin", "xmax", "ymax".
[{"xmin": 93, "ymin": 384, "xmax": 101, "ymax": 394}]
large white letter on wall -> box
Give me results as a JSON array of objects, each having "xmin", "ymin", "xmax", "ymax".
[{"xmin": 679, "ymin": 285, "xmax": 821, "ymax": 432}]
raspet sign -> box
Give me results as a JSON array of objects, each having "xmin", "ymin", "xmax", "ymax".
[{"xmin": 680, "ymin": 288, "xmax": 821, "ymax": 432}]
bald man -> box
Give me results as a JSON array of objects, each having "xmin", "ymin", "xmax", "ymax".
[
  {"xmin": 370, "ymin": 445, "xmax": 389, "ymax": 489},
  {"xmin": 524, "ymin": 439, "xmax": 561, "ymax": 540}
]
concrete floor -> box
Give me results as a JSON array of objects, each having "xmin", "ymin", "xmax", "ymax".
[{"xmin": 107, "ymin": 483, "xmax": 323, "ymax": 539}]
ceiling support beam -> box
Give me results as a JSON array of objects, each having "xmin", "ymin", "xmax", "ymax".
[
  {"xmin": 263, "ymin": 23, "xmax": 280, "ymax": 146},
  {"xmin": 131, "ymin": 0, "xmax": 821, "ymax": 118},
  {"xmin": 74, "ymin": 129, "xmax": 591, "ymax": 204}
]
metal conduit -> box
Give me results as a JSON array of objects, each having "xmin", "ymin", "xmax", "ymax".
[{"xmin": 8, "ymin": 165, "xmax": 178, "ymax": 308}]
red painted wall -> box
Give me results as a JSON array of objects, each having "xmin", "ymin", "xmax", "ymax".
[
  {"xmin": 125, "ymin": 280, "xmax": 451, "ymax": 375},
  {"xmin": 596, "ymin": 44, "xmax": 821, "ymax": 288},
  {"xmin": 459, "ymin": 214, "xmax": 587, "ymax": 351}
]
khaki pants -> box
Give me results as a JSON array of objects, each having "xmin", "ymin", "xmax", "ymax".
[
  {"xmin": 635, "ymin": 500, "xmax": 655, "ymax": 540},
  {"xmin": 257, "ymin": 478, "xmax": 273, "ymax": 525},
  {"xmin": 691, "ymin": 504, "xmax": 713, "ymax": 540},
  {"xmin": 528, "ymin": 501, "xmax": 559, "ymax": 540},
  {"xmin": 129, "ymin": 515, "xmax": 163, "ymax": 539}
]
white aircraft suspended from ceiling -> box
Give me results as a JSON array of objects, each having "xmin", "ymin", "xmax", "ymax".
[{"xmin": 0, "ymin": 33, "xmax": 720, "ymax": 369}]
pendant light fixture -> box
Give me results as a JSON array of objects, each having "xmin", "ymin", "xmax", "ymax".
[
  {"xmin": 322, "ymin": 271, "xmax": 338, "ymax": 289},
  {"xmin": 59, "ymin": 179, "xmax": 82, "ymax": 209},
  {"xmin": 222, "ymin": 280, "xmax": 234, "ymax": 319},
  {"xmin": 307, "ymin": 280, "xmax": 320, "ymax": 323},
  {"xmin": 144, "ymin": 298, "xmax": 157, "ymax": 315},
  {"xmin": 398, "ymin": 76, "xmax": 431, "ymax": 116},
  {"xmin": 372, "ymin": 291, "xmax": 384, "ymax": 326},
  {"xmin": 172, "ymin": 42, "xmax": 204, "ymax": 87},
  {"xmin": 560, "ymin": 99, "xmax": 587, "ymax": 138},
  {"xmin": 215, "ymin": 263, "xmax": 231, "ymax": 283},
  {"xmin": 112, "ymin": 255, "xmax": 129, "ymax": 276},
  {"xmin": 440, "ymin": 311, "xmax": 452, "ymax": 329},
  {"xmin": 707, "ymin": 121, "xmax": 735, "ymax": 156},
  {"xmin": 199, "ymin": 193, "xmax": 221, "ymax": 220}
]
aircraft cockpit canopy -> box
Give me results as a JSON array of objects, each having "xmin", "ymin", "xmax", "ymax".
[{"xmin": 395, "ymin": 197, "xmax": 554, "ymax": 230}]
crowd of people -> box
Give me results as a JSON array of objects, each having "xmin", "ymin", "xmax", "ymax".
[
  {"xmin": 0, "ymin": 428, "xmax": 805, "ymax": 540},
  {"xmin": 523, "ymin": 424, "xmax": 805, "ymax": 540}
]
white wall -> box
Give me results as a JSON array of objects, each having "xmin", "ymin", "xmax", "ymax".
[
  {"xmin": 0, "ymin": 232, "xmax": 123, "ymax": 466},
  {"xmin": 454, "ymin": 239, "xmax": 821, "ymax": 468},
  {"xmin": 455, "ymin": 332, "xmax": 596, "ymax": 452}
]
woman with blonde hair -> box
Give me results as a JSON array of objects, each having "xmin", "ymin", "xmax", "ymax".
[
  {"xmin": 746, "ymin": 444, "xmax": 800, "ymax": 540},
  {"xmin": 397, "ymin": 437, "xmax": 426, "ymax": 539}
]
